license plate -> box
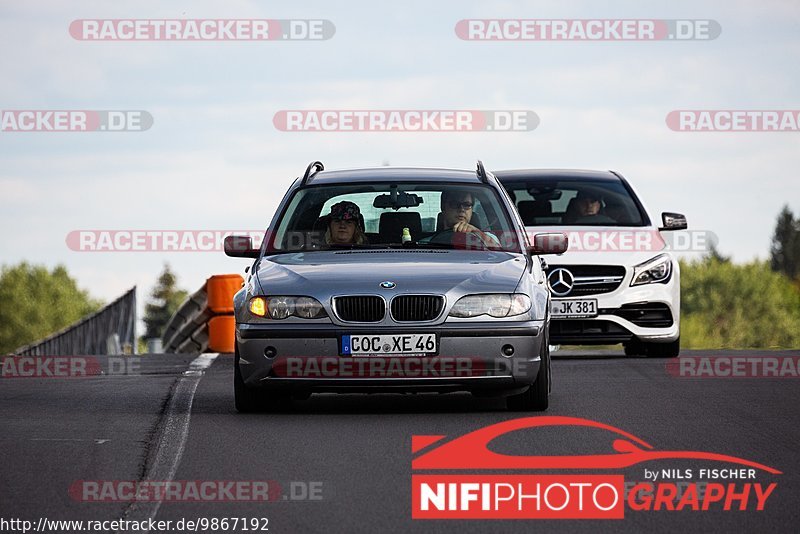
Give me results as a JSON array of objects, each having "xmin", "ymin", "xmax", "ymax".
[
  {"xmin": 551, "ymin": 299, "xmax": 598, "ymax": 318},
  {"xmin": 341, "ymin": 334, "xmax": 437, "ymax": 356}
]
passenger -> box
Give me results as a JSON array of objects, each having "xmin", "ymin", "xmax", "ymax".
[
  {"xmin": 439, "ymin": 190, "xmax": 500, "ymax": 247},
  {"xmin": 325, "ymin": 201, "xmax": 367, "ymax": 245}
]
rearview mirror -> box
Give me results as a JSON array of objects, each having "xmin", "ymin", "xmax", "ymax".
[
  {"xmin": 224, "ymin": 235, "xmax": 259, "ymax": 258},
  {"xmin": 660, "ymin": 212, "xmax": 688, "ymax": 231},
  {"xmin": 530, "ymin": 233, "xmax": 568, "ymax": 255},
  {"xmin": 373, "ymin": 190, "xmax": 424, "ymax": 210}
]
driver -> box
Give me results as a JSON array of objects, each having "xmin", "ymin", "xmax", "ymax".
[
  {"xmin": 564, "ymin": 190, "xmax": 606, "ymax": 223},
  {"xmin": 439, "ymin": 190, "xmax": 500, "ymax": 247},
  {"xmin": 573, "ymin": 191, "xmax": 602, "ymax": 217}
]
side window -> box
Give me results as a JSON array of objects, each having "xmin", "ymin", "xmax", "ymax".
[{"xmin": 511, "ymin": 187, "xmax": 534, "ymax": 206}]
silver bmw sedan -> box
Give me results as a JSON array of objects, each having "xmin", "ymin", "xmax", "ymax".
[{"xmin": 225, "ymin": 161, "xmax": 566, "ymax": 412}]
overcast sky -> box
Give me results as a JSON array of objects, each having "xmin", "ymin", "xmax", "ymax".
[{"xmin": 2, "ymin": 0, "xmax": 799, "ymax": 320}]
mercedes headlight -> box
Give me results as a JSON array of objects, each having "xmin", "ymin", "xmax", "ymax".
[
  {"xmin": 248, "ymin": 296, "xmax": 327, "ymax": 319},
  {"xmin": 449, "ymin": 294, "xmax": 531, "ymax": 318},
  {"xmin": 631, "ymin": 254, "xmax": 672, "ymax": 286}
]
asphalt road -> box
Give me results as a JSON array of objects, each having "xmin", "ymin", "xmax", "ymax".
[{"xmin": 1, "ymin": 350, "xmax": 798, "ymax": 533}]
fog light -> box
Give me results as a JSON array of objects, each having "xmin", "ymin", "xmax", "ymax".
[
  {"xmin": 502, "ymin": 344, "xmax": 515, "ymax": 357},
  {"xmin": 264, "ymin": 346, "xmax": 277, "ymax": 359}
]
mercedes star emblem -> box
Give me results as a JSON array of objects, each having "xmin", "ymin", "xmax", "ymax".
[{"xmin": 547, "ymin": 268, "xmax": 574, "ymax": 297}]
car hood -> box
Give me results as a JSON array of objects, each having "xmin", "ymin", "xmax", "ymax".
[
  {"xmin": 255, "ymin": 250, "xmax": 527, "ymax": 295},
  {"xmin": 526, "ymin": 225, "xmax": 670, "ymax": 266}
]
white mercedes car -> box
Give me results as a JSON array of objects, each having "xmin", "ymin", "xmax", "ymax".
[{"xmin": 497, "ymin": 169, "xmax": 686, "ymax": 357}]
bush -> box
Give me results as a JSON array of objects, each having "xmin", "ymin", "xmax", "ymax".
[{"xmin": 680, "ymin": 257, "xmax": 800, "ymax": 348}]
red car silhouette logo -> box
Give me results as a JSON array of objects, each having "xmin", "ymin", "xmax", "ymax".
[{"xmin": 412, "ymin": 416, "xmax": 781, "ymax": 473}]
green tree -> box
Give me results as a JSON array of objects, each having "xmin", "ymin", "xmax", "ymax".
[
  {"xmin": 142, "ymin": 264, "xmax": 188, "ymax": 340},
  {"xmin": 770, "ymin": 205, "xmax": 800, "ymax": 280},
  {"xmin": 680, "ymin": 257, "xmax": 800, "ymax": 348},
  {"xmin": 0, "ymin": 262, "xmax": 103, "ymax": 353}
]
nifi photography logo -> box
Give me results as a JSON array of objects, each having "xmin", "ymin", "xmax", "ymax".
[{"xmin": 411, "ymin": 416, "xmax": 780, "ymax": 520}]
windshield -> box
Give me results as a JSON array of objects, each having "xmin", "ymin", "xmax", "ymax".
[
  {"xmin": 502, "ymin": 179, "xmax": 647, "ymax": 227},
  {"xmin": 268, "ymin": 182, "xmax": 522, "ymax": 253}
]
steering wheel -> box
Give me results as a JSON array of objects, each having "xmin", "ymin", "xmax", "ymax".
[{"xmin": 425, "ymin": 228, "xmax": 489, "ymax": 249}]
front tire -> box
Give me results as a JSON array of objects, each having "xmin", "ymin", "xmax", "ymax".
[
  {"xmin": 234, "ymin": 343, "xmax": 263, "ymax": 413},
  {"xmin": 507, "ymin": 334, "xmax": 550, "ymax": 412},
  {"xmin": 624, "ymin": 337, "xmax": 680, "ymax": 358},
  {"xmin": 644, "ymin": 337, "xmax": 680, "ymax": 358},
  {"xmin": 623, "ymin": 339, "xmax": 646, "ymax": 356}
]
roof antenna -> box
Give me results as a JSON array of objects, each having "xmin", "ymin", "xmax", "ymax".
[{"xmin": 476, "ymin": 160, "xmax": 489, "ymax": 183}]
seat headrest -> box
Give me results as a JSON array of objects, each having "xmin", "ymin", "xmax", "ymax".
[
  {"xmin": 518, "ymin": 200, "xmax": 552, "ymax": 225},
  {"xmin": 379, "ymin": 212, "xmax": 422, "ymax": 242}
]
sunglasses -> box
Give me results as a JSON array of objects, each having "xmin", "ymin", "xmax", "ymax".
[{"xmin": 447, "ymin": 201, "xmax": 474, "ymax": 210}]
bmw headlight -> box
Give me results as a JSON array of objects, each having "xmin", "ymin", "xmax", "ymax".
[
  {"xmin": 267, "ymin": 296, "xmax": 294, "ymax": 319},
  {"xmin": 449, "ymin": 294, "xmax": 531, "ymax": 318},
  {"xmin": 631, "ymin": 254, "xmax": 672, "ymax": 286},
  {"xmin": 294, "ymin": 297, "xmax": 325, "ymax": 319},
  {"xmin": 248, "ymin": 296, "xmax": 327, "ymax": 319}
]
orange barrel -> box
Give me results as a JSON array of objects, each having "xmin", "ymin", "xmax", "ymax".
[
  {"xmin": 208, "ymin": 315, "xmax": 236, "ymax": 353},
  {"xmin": 206, "ymin": 274, "xmax": 244, "ymax": 315}
]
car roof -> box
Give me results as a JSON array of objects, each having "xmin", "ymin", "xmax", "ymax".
[
  {"xmin": 305, "ymin": 166, "xmax": 485, "ymax": 185},
  {"xmin": 494, "ymin": 169, "xmax": 622, "ymax": 183}
]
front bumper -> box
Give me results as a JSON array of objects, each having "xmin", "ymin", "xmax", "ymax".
[
  {"xmin": 236, "ymin": 321, "xmax": 545, "ymax": 395},
  {"xmin": 549, "ymin": 274, "xmax": 680, "ymax": 344}
]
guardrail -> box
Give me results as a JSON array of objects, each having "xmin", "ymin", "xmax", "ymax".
[
  {"xmin": 161, "ymin": 274, "xmax": 243, "ymax": 353},
  {"xmin": 14, "ymin": 287, "xmax": 137, "ymax": 356}
]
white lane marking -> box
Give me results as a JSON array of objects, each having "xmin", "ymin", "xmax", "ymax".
[
  {"xmin": 186, "ymin": 352, "xmax": 217, "ymax": 374},
  {"xmin": 122, "ymin": 353, "xmax": 219, "ymax": 530}
]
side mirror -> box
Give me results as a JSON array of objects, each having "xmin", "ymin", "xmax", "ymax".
[
  {"xmin": 224, "ymin": 235, "xmax": 259, "ymax": 258},
  {"xmin": 660, "ymin": 212, "xmax": 688, "ymax": 231},
  {"xmin": 530, "ymin": 233, "xmax": 568, "ymax": 255}
]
